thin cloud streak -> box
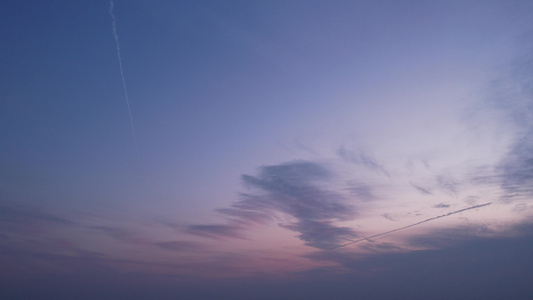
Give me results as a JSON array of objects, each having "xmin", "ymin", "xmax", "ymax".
[
  {"xmin": 330, "ymin": 202, "xmax": 492, "ymax": 250},
  {"xmin": 186, "ymin": 224, "xmax": 246, "ymax": 240},
  {"xmin": 0, "ymin": 205, "xmax": 74, "ymax": 226},
  {"xmin": 156, "ymin": 241, "xmax": 203, "ymax": 252},
  {"xmin": 109, "ymin": 0, "xmax": 138, "ymax": 152},
  {"xmin": 337, "ymin": 147, "xmax": 390, "ymax": 177},
  {"xmin": 410, "ymin": 182, "xmax": 433, "ymax": 195}
]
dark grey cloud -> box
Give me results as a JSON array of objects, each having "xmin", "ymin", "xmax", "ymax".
[
  {"xmin": 239, "ymin": 161, "xmax": 354, "ymax": 221},
  {"xmin": 300, "ymin": 223, "xmax": 533, "ymax": 300},
  {"xmin": 434, "ymin": 203, "xmax": 450, "ymax": 208},
  {"xmin": 188, "ymin": 160, "xmax": 358, "ymax": 249},
  {"xmin": 5, "ymin": 225, "xmax": 533, "ymax": 300},
  {"xmin": 279, "ymin": 220, "xmax": 357, "ymax": 249},
  {"xmin": 237, "ymin": 161, "xmax": 357, "ymax": 249},
  {"xmin": 406, "ymin": 224, "xmax": 497, "ymax": 249}
]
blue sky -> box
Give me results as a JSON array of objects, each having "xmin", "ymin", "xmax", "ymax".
[{"xmin": 2, "ymin": 0, "xmax": 533, "ymax": 298}]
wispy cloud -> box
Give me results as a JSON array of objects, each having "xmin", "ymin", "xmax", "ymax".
[
  {"xmin": 381, "ymin": 213, "xmax": 397, "ymax": 221},
  {"xmin": 216, "ymin": 207, "xmax": 273, "ymax": 225},
  {"xmin": 239, "ymin": 161, "xmax": 354, "ymax": 221},
  {"xmin": 492, "ymin": 44, "xmax": 533, "ymax": 203},
  {"xmin": 0, "ymin": 204, "xmax": 76, "ymax": 238},
  {"xmin": 406, "ymin": 173, "xmax": 459, "ymax": 198},
  {"xmin": 92, "ymin": 226, "xmax": 149, "ymax": 244},
  {"xmin": 499, "ymin": 133, "xmax": 533, "ymax": 201},
  {"xmin": 410, "ymin": 182, "xmax": 433, "ymax": 195},
  {"xmin": 337, "ymin": 146, "xmax": 390, "ymax": 177},
  {"xmin": 156, "ymin": 240, "xmax": 204, "ymax": 252},
  {"xmin": 186, "ymin": 224, "xmax": 246, "ymax": 240},
  {"xmin": 436, "ymin": 175, "xmax": 459, "ymax": 198},
  {"xmin": 346, "ymin": 184, "xmax": 377, "ymax": 201},
  {"xmin": 188, "ymin": 160, "xmax": 358, "ymax": 249},
  {"xmin": 0, "ymin": 204, "xmax": 74, "ymax": 226}
]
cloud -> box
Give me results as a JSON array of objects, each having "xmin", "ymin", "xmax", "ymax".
[
  {"xmin": 216, "ymin": 207, "xmax": 273, "ymax": 225},
  {"xmin": 239, "ymin": 161, "xmax": 354, "ymax": 221},
  {"xmin": 408, "ymin": 174, "xmax": 460, "ymax": 198},
  {"xmin": 381, "ymin": 213, "xmax": 397, "ymax": 221},
  {"xmin": 406, "ymin": 224, "xmax": 498, "ymax": 249},
  {"xmin": 499, "ymin": 132, "xmax": 533, "ymax": 201},
  {"xmin": 156, "ymin": 241, "xmax": 203, "ymax": 252},
  {"xmin": 493, "ymin": 44, "xmax": 533, "ymax": 202},
  {"xmin": 5, "ymin": 224, "xmax": 533, "ymax": 300},
  {"xmin": 237, "ymin": 161, "xmax": 357, "ymax": 249},
  {"xmin": 300, "ymin": 223, "xmax": 533, "ymax": 300},
  {"xmin": 92, "ymin": 226, "xmax": 149, "ymax": 244},
  {"xmin": 0, "ymin": 204, "xmax": 74, "ymax": 226},
  {"xmin": 410, "ymin": 182, "xmax": 433, "ymax": 195},
  {"xmin": 188, "ymin": 160, "xmax": 358, "ymax": 249},
  {"xmin": 436, "ymin": 175, "xmax": 459, "ymax": 198},
  {"xmin": 337, "ymin": 147, "xmax": 390, "ymax": 177},
  {"xmin": 359, "ymin": 241, "xmax": 404, "ymax": 253},
  {"xmin": 279, "ymin": 220, "xmax": 357, "ymax": 249},
  {"xmin": 331, "ymin": 203, "xmax": 492, "ymax": 250},
  {"xmin": 186, "ymin": 224, "xmax": 246, "ymax": 240},
  {"xmin": 346, "ymin": 184, "xmax": 377, "ymax": 201},
  {"xmin": 0, "ymin": 204, "xmax": 76, "ymax": 237}
]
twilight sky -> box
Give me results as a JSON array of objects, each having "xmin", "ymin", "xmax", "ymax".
[{"xmin": 2, "ymin": 1, "xmax": 533, "ymax": 299}]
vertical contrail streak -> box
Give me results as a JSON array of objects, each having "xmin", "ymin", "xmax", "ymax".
[
  {"xmin": 330, "ymin": 202, "xmax": 492, "ymax": 250},
  {"xmin": 109, "ymin": 0, "xmax": 139, "ymax": 152}
]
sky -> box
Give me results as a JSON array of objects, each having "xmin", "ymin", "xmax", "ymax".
[{"xmin": 1, "ymin": 0, "xmax": 533, "ymax": 299}]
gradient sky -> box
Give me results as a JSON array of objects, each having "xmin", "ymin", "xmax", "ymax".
[{"xmin": 2, "ymin": 1, "xmax": 533, "ymax": 299}]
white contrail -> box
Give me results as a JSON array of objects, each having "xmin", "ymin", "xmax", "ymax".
[
  {"xmin": 330, "ymin": 202, "xmax": 493, "ymax": 250},
  {"xmin": 109, "ymin": 0, "xmax": 139, "ymax": 152}
]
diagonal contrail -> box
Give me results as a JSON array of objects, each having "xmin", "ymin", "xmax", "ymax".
[
  {"xmin": 109, "ymin": 0, "xmax": 138, "ymax": 152},
  {"xmin": 330, "ymin": 202, "xmax": 492, "ymax": 250}
]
